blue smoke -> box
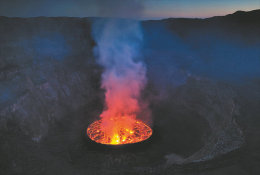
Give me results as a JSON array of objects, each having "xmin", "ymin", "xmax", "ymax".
[
  {"xmin": 18, "ymin": 32, "xmax": 70, "ymax": 62},
  {"xmin": 32, "ymin": 33, "xmax": 69, "ymax": 61},
  {"xmin": 143, "ymin": 22, "xmax": 260, "ymax": 87}
]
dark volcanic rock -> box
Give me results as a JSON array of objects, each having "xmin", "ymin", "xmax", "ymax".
[
  {"xmin": 0, "ymin": 17, "xmax": 101, "ymax": 138},
  {"xmin": 0, "ymin": 10, "xmax": 260, "ymax": 175}
]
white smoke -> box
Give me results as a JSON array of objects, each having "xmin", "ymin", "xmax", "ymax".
[{"xmin": 92, "ymin": 19, "xmax": 150, "ymax": 131}]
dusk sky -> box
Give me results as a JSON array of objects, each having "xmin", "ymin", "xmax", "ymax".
[{"xmin": 0, "ymin": 0, "xmax": 259, "ymax": 19}]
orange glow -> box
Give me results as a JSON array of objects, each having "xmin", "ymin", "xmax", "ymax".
[
  {"xmin": 87, "ymin": 20, "xmax": 151, "ymax": 145},
  {"xmin": 86, "ymin": 63, "xmax": 152, "ymax": 145},
  {"xmin": 87, "ymin": 119, "xmax": 152, "ymax": 145}
]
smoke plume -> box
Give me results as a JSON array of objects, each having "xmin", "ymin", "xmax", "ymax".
[{"xmin": 92, "ymin": 19, "xmax": 148, "ymax": 138}]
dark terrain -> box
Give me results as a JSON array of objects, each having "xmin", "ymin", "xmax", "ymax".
[{"xmin": 0, "ymin": 10, "xmax": 260, "ymax": 174}]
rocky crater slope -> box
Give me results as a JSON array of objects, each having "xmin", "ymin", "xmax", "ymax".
[{"xmin": 0, "ymin": 10, "xmax": 260, "ymax": 174}]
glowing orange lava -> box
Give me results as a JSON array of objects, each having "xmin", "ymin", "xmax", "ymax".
[{"xmin": 87, "ymin": 119, "xmax": 152, "ymax": 145}]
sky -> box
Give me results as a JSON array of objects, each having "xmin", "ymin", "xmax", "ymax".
[{"xmin": 0, "ymin": 0, "xmax": 259, "ymax": 19}]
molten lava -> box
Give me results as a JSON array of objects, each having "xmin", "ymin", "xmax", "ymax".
[
  {"xmin": 88, "ymin": 20, "xmax": 152, "ymax": 145},
  {"xmin": 87, "ymin": 119, "xmax": 152, "ymax": 145}
]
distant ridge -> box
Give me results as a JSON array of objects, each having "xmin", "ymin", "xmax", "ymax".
[
  {"xmin": 209, "ymin": 9, "xmax": 260, "ymax": 21},
  {"xmin": 141, "ymin": 8, "xmax": 260, "ymax": 44},
  {"xmin": 0, "ymin": 9, "xmax": 260, "ymax": 21},
  {"xmin": 143, "ymin": 9, "xmax": 259, "ymax": 22}
]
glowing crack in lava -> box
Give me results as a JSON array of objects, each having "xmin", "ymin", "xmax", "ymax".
[
  {"xmin": 87, "ymin": 20, "xmax": 152, "ymax": 145},
  {"xmin": 87, "ymin": 119, "xmax": 152, "ymax": 145}
]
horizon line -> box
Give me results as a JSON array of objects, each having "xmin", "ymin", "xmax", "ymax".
[{"xmin": 0, "ymin": 8, "xmax": 259, "ymax": 21}]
